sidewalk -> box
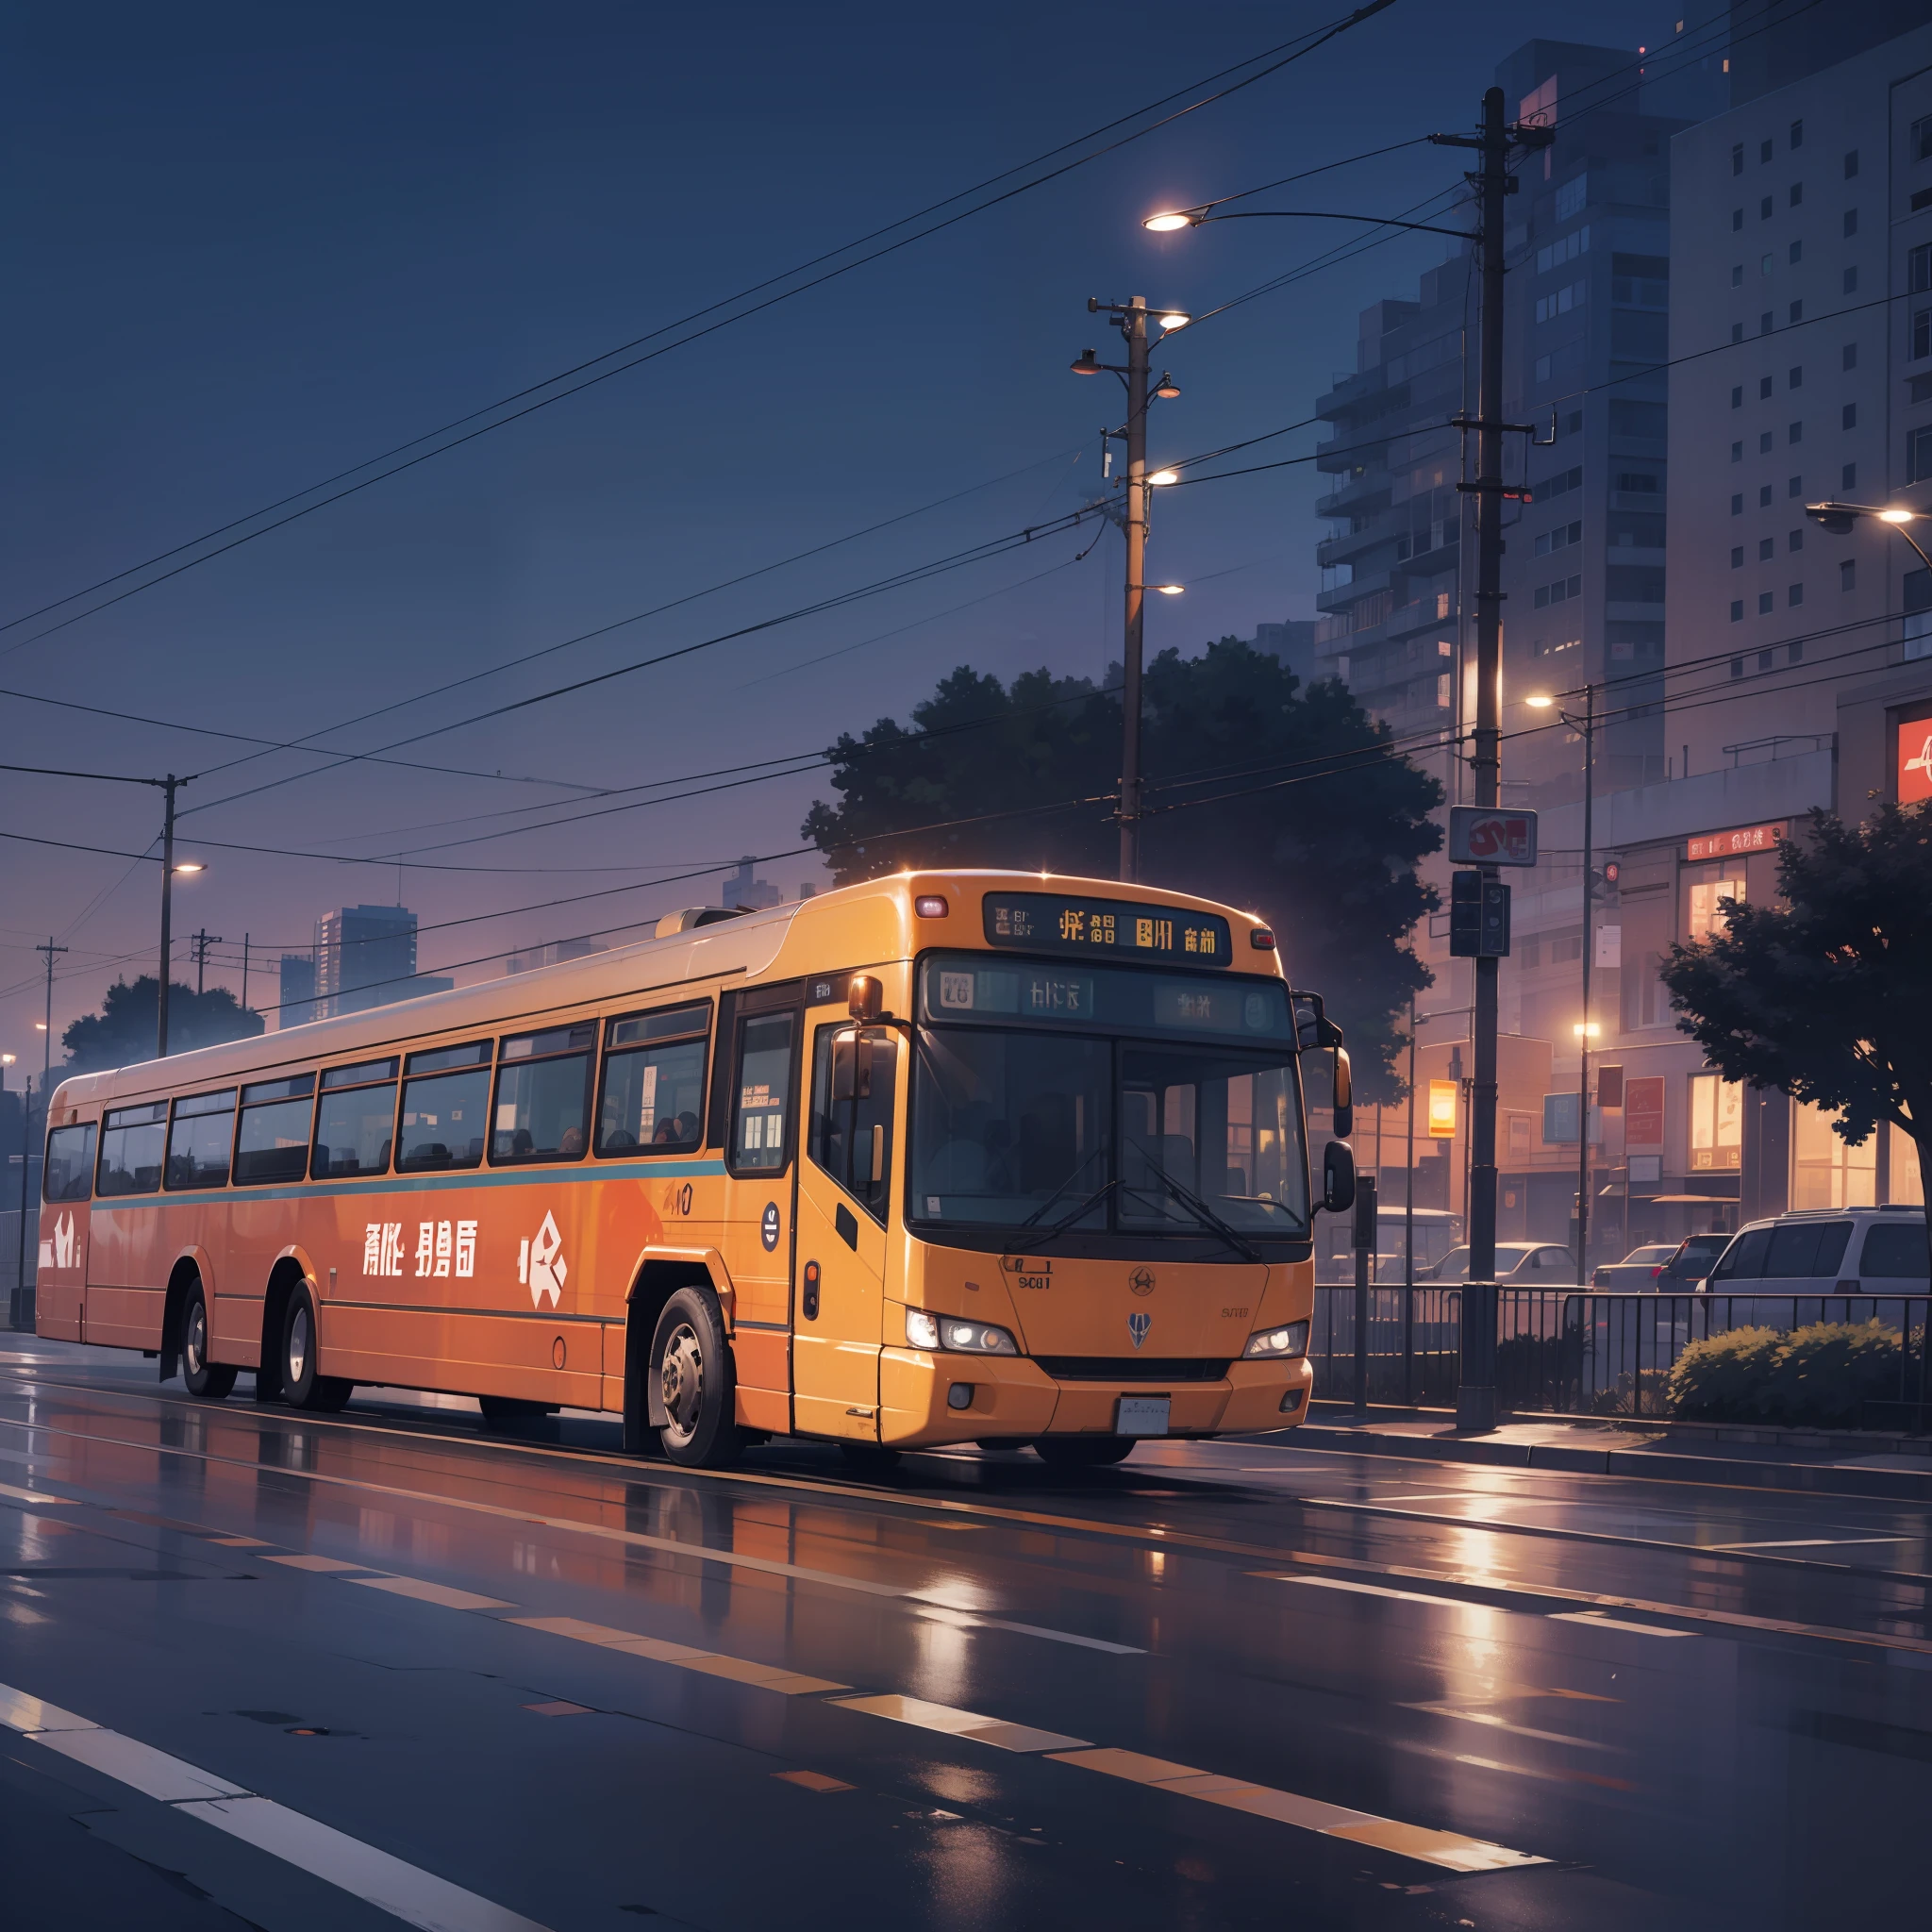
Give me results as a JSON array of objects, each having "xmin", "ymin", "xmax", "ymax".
[{"xmin": 1293, "ymin": 1403, "xmax": 1932, "ymax": 1503}]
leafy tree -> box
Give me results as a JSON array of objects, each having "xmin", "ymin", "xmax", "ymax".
[
  {"xmin": 801, "ymin": 641, "xmax": 1441, "ymax": 1098},
  {"xmin": 61, "ymin": 976, "xmax": 263, "ymax": 1075},
  {"xmin": 1660, "ymin": 803, "xmax": 1932, "ymax": 1265}
]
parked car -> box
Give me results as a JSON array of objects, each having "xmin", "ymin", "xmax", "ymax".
[
  {"xmin": 1703, "ymin": 1207, "xmax": 1929, "ymax": 1297},
  {"xmin": 1657, "ymin": 1231, "xmax": 1734, "ymax": 1291},
  {"xmin": 1591, "ymin": 1243, "xmax": 1681, "ymax": 1290},
  {"xmin": 1418, "ymin": 1241, "xmax": 1583, "ymax": 1286}
]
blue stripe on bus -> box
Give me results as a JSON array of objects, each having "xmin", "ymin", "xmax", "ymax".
[{"xmin": 86, "ymin": 1157, "xmax": 730, "ymax": 1210}]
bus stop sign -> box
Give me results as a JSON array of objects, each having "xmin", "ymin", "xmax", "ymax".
[{"xmin": 1449, "ymin": 807, "xmax": 1539, "ymax": 867}]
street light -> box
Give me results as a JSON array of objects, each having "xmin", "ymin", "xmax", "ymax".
[
  {"xmin": 1155, "ymin": 583, "xmax": 1185, "ymax": 595},
  {"xmin": 1147, "ymin": 468, "xmax": 1179, "ymax": 487},
  {"xmin": 1142, "ymin": 205, "xmax": 1473, "ymax": 242},
  {"xmin": 1805, "ymin": 499, "xmax": 1932, "ymax": 569}
]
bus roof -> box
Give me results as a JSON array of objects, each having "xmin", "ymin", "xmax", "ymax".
[{"xmin": 47, "ymin": 868, "xmax": 1281, "ymax": 1117}]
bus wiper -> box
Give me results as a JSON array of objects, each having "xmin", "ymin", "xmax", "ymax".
[
  {"xmin": 1018, "ymin": 1147, "xmax": 1108, "ymax": 1230},
  {"xmin": 1026, "ymin": 1176, "xmax": 1121, "ymax": 1248},
  {"xmin": 1123, "ymin": 1153, "xmax": 1264, "ymax": 1264}
]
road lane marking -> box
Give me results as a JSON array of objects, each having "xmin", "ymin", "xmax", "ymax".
[
  {"xmin": 1711, "ymin": 1537, "xmax": 1915, "ymax": 1550},
  {"xmin": 0, "ymin": 1479, "xmax": 64, "ymax": 1505},
  {"xmin": 773, "ymin": 1769, "xmax": 854, "ymax": 1792},
  {"xmin": 349, "ymin": 1575, "xmax": 514, "ymax": 1612},
  {"xmin": 263, "ymin": 1553, "xmax": 375, "ymax": 1574},
  {"xmin": 1398, "ymin": 1703, "xmax": 1619, "ymax": 1750},
  {"xmin": 1044, "ymin": 1745, "xmax": 1546, "ymax": 1874},
  {"xmin": 507, "ymin": 1614, "xmax": 847, "ymax": 1695},
  {"xmin": 1279, "ymin": 1575, "xmax": 1472, "ymax": 1608},
  {"xmin": 828, "ymin": 1692, "xmax": 1090, "ymax": 1754},
  {"xmin": 0, "ymin": 1676, "xmax": 551, "ymax": 1932},
  {"xmin": 1550, "ymin": 1612, "xmax": 1693, "ymax": 1638}
]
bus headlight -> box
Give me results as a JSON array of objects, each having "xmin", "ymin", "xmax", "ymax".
[
  {"xmin": 906, "ymin": 1308, "xmax": 1016, "ymax": 1355},
  {"xmin": 1244, "ymin": 1321, "xmax": 1308, "ymax": 1359}
]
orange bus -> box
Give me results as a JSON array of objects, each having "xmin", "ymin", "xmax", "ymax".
[{"xmin": 35, "ymin": 871, "xmax": 1353, "ymax": 1468}]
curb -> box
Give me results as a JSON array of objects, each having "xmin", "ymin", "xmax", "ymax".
[{"xmin": 1290, "ymin": 1421, "xmax": 1932, "ymax": 1503}]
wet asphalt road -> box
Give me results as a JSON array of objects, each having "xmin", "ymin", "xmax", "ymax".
[{"xmin": 2, "ymin": 1337, "xmax": 1928, "ymax": 1932}]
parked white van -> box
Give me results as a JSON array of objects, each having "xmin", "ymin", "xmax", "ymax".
[{"xmin": 1702, "ymin": 1207, "xmax": 1929, "ymax": 1296}]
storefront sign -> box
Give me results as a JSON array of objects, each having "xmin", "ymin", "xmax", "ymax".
[
  {"xmin": 1896, "ymin": 706, "xmax": 1932, "ymax": 805},
  {"xmin": 1624, "ymin": 1074, "xmax": 1665, "ymax": 1148},
  {"xmin": 1685, "ymin": 822, "xmax": 1786, "ymax": 862},
  {"xmin": 1427, "ymin": 1079, "xmax": 1457, "ymax": 1140}
]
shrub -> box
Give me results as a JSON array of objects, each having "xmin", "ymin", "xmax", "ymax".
[{"xmin": 1666, "ymin": 1321, "xmax": 1902, "ymax": 1427}]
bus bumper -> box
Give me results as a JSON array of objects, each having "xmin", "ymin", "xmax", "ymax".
[{"xmin": 878, "ymin": 1349, "xmax": 1312, "ymax": 1446}]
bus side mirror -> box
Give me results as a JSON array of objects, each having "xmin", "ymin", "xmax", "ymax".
[
  {"xmin": 1331, "ymin": 1048, "xmax": 1352, "ymax": 1141},
  {"xmin": 1323, "ymin": 1141, "xmax": 1356, "ymax": 1215},
  {"xmin": 848, "ymin": 974, "xmax": 884, "ymax": 1024}
]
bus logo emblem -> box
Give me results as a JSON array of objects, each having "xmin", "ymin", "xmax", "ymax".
[
  {"xmin": 1127, "ymin": 1311, "xmax": 1151, "ymax": 1349},
  {"xmin": 1129, "ymin": 1268, "xmax": 1156, "ymax": 1297},
  {"xmin": 519, "ymin": 1211, "xmax": 568, "ymax": 1309}
]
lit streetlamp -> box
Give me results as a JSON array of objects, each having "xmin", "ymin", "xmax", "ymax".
[{"xmin": 1805, "ymin": 499, "xmax": 1932, "ymax": 568}]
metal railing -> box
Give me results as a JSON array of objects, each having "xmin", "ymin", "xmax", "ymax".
[{"xmin": 1310, "ymin": 1285, "xmax": 1932, "ymax": 1427}]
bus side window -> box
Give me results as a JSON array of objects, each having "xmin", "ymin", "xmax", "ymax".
[
  {"xmin": 598, "ymin": 1002, "xmax": 709, "ymax": 1155},
  {"xmin": 808, "ymin": 1025, "xmax": 898, "ymax": 1221},
  {"xmin": 731, "ymin": 1012, "xmax": 795, "ymax": 1174},
  {"xmin": 43, "ymin": 1124, "xmax": 96, "ymax": 1202}
]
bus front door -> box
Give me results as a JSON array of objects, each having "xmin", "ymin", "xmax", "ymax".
[{"xmin": 792, "ymin": 1018, "xmax": 898, "ymax": 1441}]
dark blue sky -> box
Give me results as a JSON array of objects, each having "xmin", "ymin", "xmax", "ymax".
[{"xmin": 1, "ymin": 0, "xmax": 1662, "ymax": 1056}]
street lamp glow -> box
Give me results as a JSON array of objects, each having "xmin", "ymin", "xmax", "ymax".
[
  {"xmin": 1880, "ymin": 508, "xmax": 1918, "ymax": 523},
  {"xmin": 0, "ymin": 1053, "xmax": 14, "ymax": 1066},
  {"xmin": 1573, "ymin": 1023, "xmax": 1601, "ymax": 1039},
  {"xmin": 1147, "ymin": 468, "xmax": 1179, "ymax": 486},
  {"xmin": 1524, "ymin": 692, "xmax": 1555, "ymax": 709},
  {"xmin": 1158, "ymin": 312, "xmax": 1191, "ymax": 332},
  {"xmin": 1155, "ymin": 583, "xmax": 1185, "ymax": 595},
  {"xmin": 1143, "ymin": 212, "xmax": 1192, "ymax": 233},
  {"xmin": 172, "ymin": 860, "xmax": 205, "ymax": 875}
]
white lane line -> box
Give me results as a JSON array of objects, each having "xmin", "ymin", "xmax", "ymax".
[
  {"xmin": 0, "ymin": 1677, "xmax": 550, "ymax": 1931},
  {"xmin": 0, "ymin": 1477, "xmax": 66, "ymax": 1505},
  {"xmin": 349, "ymin": 1575, "xmax": 514, "ymax": 1612},
  {"xmin": 1549, "ymin": 1612, "xmax": 1692, "ymax": 1638},
  {"xmin": 263, "ymin": 1553, "xmax": 376, "ymax": 1574},
  {"xmin": 1045, "ymin": 1746, "xmax": 1547, "ymax": 1874},
  {"xmin": 1278, "ymin": 1575, "xmax": 1475, "ymax": 1609},
  {"xmin": 828, "ymin": 1692, "xmax": 1091, "ymax": 1754},
  {"xmin": 1398, "ymin": 1703, "xmax": 1619, "ymax": 1752},
  {"xmin": 507, "ymin": 1615, "xmax": 848, "ymax": 1695},
  {"xmin": 1710, "ymin": 1537, "xmax": 1915, "ymax": 1551}
]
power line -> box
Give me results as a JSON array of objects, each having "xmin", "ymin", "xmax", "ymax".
[{"xmin": 0, "ymin": 3, "xmax": 1400, "ymax": 658}]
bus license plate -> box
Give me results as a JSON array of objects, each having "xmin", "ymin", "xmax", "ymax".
[{"xmin": 1116, "ymin": 1396, "xmax": 1170, "ymax": 1436}]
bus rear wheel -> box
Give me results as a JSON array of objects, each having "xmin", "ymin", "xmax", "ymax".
[
  {"xmin": 180, "ymin": 1282, "xmax": 236, "ymax": 1400},
  {"xmin": 1033, "ymin": 1436, "xmax": 1136, "ymax": 1468},
  {"xmin": 651, "ymin": 1287, "xmax": 741, "ymax": 1468},
  {"xmin": 279, "ymin": 1286, "xmax": 352, "ymax": 1413}
]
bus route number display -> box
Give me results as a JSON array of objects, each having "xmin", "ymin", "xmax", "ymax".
[{"xmin": 982, "ymin": 892, "xmax": 1232, "ymax": 967}]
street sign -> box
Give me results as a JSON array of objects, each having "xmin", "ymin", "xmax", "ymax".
[
  {"xmin": 1449, "ymin": 870, "xmax": 1511, "ymax": 957},
  {"xmin": 1448, "ymin": 806, "xmax": 1539, "ymax": 866},
  {"xmin": 1427, "ymin": 1080, "xmax": 1457, "ymax": 1139}
]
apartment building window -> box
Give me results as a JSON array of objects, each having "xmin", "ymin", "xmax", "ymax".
[
  {"xmin": 1789, "ymin": 528, "xmax": 1803, "ymax": 552},
  {"xmin": 1759, "ymin": 485, "xmax": 1774, "ymax": 506},
  {"xmin": 1789, "ymin": 300, "xmax": 1803, "ymax": 325},
  {"xmin": 1730, "ymin": 600, "xmax": 1745, "ymax": 621},
  {"xmin": 1759, "ymin": 432, "xmax": 1774, "ymax": 454},
  {"xmin": 1788, "ymin": 475, "xmax": 1804, "ymax": 497},
  {"xmin": 1759, "ymin": 195, "xmax": 1773, "ymax": 220},
  {"xmin": 1732, "ymin": 263, "xmax": 1743, "ymax": 286},
  {"xmin": 1758, "ymin": 591, "xmax": 1774, "ymax": 613},
  {"xmin": 1789, "ymin": 365, "xmax": 1802, "ymax": 388},
  {"xmin": 1789, "ymin": 239, "xmax": 1804, "ymax": 264},
  {"xmin": 1731, "ymin": 385, "xmax": 1744, "ymax": 408},
  {"xmin": 1689, "ymin": 1074, "xmax": 1743, "ymax": 1172},
  {"xmin": 1732, "ymin": 208, "xmax": 1743, "ymax": 231},
  {"xmin": 1916, "ymin": 114, "xmax": 1932, "ymax": 162},
  {"xmin": 1790, "ymin": 120, "xmax": 1803, "ymax": 149},
  {"xmin": 1916, "ymin": 310, "xmax": 1931, "ymax": 360},
  {"xmin": 1844, "ymin": 149, "xmax": 1859, "ymax": 178},
  {"xmin": 1789, "ymin": 583, "xmax": 1804, "ymax": 607},
  {"xmin": 1760, "ymin": 139, "xmax": 1774, "ymax": 164},
  {"xmin": 1909, "ymin": 426, "xmax": 1932, "ymax": 484},
  {"xmin": 1731, "ymin": 546, "xmax": 1744, "ymax": 567},
  {"xmin": 1789, "ymin": 421, "xmax": 1803, "ymax": 443},
  {"xmin": 1731, "ymin": 492, "xmax": 1744, "ymax": 514},
  {"xmin": 1533, "ymin": 520, "xmax": 1582, "ymax": 557},
  {"xmin": 1842, "ymin": 402, "xmax": 1857, "ymax": 430},
  {"xmin": 1731, "ymin": 142, "xmax": 1743, "ymax": 175},
  {"xmin": 1761, "ymin": 310, "xmax": 1774, "ymax": 333},
  {"xmin": 1843, "ymin": 208, "xmax": 1857, "ymax": 237},
  {"xmin": 1758, "ymin": 538, "xmax": 1774, "ymax": 561},
  {"xmin": 1840, "ymin": 559, "xmax": 1856, "ymax": 591},
  {"xmin": 1844, "ymin": 341, "xmax": 1858, "ymax": 369},
  {"xmin": 1732, "ymin": 441, "xmax": 1744, "ymax": 462},
  {"xmin": 1842, "ymin": 461, "xmax": 1857, "ymax": 490}
]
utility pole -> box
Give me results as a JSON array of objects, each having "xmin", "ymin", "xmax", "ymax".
[
  {"xmin": 191, "ymin": 928, "xmax": 224, "ymax": 996},
  {"xmin": 158, "ymin": 775, "xmax": 178, "ymax": 1058},
  {"xmin": 1431, "ymin": 89, "xmax": 1552, "ymax": 1432},
  {"xmin": 241, "ymin": 933, "xmax": 250, "ymax": 1017},
  {"xmin": 15, "ymin": 1075, "xmax": 29, "ymax": 1320},
  {"xmin": 1074, "ymin": 296, "xmax": 1180, "ymax": 883},
  {"xmin": 36, "ymin": 939, "xmax": 65, "ymax": 1084}
]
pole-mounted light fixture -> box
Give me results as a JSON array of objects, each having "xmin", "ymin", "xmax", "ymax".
[
  {"xmin": 1154, "ymin": 372, "xmax": 1181, "ymax": 399},
  {"xmin": 1154, "ymin": 583, "xmax": 1185, "ymax": 595},
  {"xmin": 1147, "ymin": 468, "xmax": 1179, "ymax": 487},
  {"xmin": 1143, "ymin": 211, "xmax": 1193, "ymax": 232},
  {"xmin": 1070, "ymin": 348, "xmax": 1103, "ymax": 375}
]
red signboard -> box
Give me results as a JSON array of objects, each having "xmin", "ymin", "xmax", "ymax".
[
  {"xmin": 1449, "ymin": 807, "xmax": 1539, "ymax": 866},
  {"xmin": 1898, "ymin": 706, "xmax": 1932, "ymax": 805},
  {"xmin": 1685, "ymin": 822, "xmax": 1786, "ymax": 862},
  {"xmin": 1624, "ymin": 1074, "xmax": 1665, "ymax": 1148}
]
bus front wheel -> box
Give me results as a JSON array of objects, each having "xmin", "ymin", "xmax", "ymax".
[
  {"xmin": 651, "ymin": 1286, "xmax": 741, "ymax": 1468},
  {"xmin": 1033, "ymin": 1436, "xmax": 1136, "ymax": 1468}
]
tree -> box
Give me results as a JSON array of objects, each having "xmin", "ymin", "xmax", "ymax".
[
  {"xmin": 801, "ymin": 641, "xmax": 1441, "ymax": 1098},
  {"xmin": 61, "ymin": 977, "xmax": 264, "ymax": 1075},
  {"xmin": 1659, "ymin": 803, "xmax": 1932, "ymax": 1265}
]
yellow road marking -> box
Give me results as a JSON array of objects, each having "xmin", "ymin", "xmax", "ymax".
[
  {"xmin": 262, "ymin": 1554, "xmax": 374, "ymax": 1574},
  {"xmin": 348, "ymin": 1575, "xmax": 512, "ymax": 1612},
  {"xmin": 507, "ymin": 1614, "xmax": 846, "ymax": 1695},
  {"xmin": 829, "ymin": 1692, "xmax": 1089, "ymax": 1754}
]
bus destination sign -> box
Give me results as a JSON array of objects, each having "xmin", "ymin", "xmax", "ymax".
[{"xmin": 982, "ymin": 892, "xmax": 1232, "ymax": 967}]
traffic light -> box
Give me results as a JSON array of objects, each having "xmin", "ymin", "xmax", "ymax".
[{"xmin": 1449, "ymin": 869, "xmax": 1511, "ymax": 958}]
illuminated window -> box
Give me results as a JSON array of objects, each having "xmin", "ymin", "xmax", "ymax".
[
  {"xmin": 1790, "ymin": 1101, "xmax": 1875, "ymax": 1208},
  {"xmin": 1688, "ymin": 1073, "xmax": 1742, "ymax": 1172},
  {"xmin": 1687, "ymin": 874, "xmax": 1745, "ymax": 941}
]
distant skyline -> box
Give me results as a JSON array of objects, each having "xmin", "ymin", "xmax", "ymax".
[{"xmin": 2, "ymin": 0, "xmax": 1663, "ymax": 1060}]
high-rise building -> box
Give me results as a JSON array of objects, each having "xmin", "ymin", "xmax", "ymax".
[
  {"xmin": 506, "ymin": 938, "xmax": 607, "ymax": 974},
  {"xmin": 1250, "ymin": 619, "xmax": 1318, "ymax": 687},
  {"xmin": 275, "ymin": 952, "xmax": 317, "ymax": 1029},
  {"xmin": 719, "ymin": 858, "xmax": 782, "ymax": 911},
  {"xmin": 312, "ymin": 906, "xmax": 454, "ymax": 1020}
]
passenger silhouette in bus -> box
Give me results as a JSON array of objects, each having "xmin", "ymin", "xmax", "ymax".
[{"xmin": 558, "ymin": 1126, "xmax": 585, "ymax": 1157}]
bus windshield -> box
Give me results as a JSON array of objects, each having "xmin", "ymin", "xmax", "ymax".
[{"xmin": 910, "ymin": 956, "xmax": 1309, "ymax": 1240}]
